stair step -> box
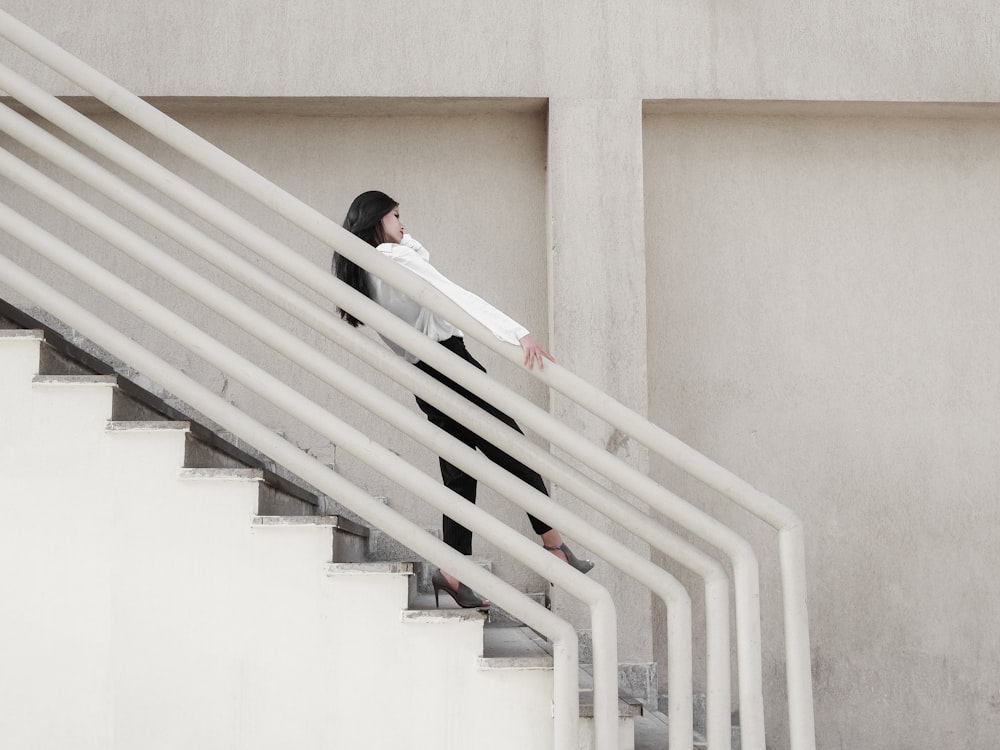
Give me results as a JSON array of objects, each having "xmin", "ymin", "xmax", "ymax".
[
  {"xmin": 107, "ymin": 419, "xmax": 188, "ymax": 433},
  {"xmin": 488, "ymin": 590, "xmax": 549, "ymax": 628},
  {"xmin": 256, "ymin": 514, "xmax": 368, "ymax": 536},
  {"xmin": 481, "ymin": 627, "xmax": 644, "ymax": 719},
  {"xmin": 401, "ymin": 559, "xmax": 549, "ymax": 630},
  {"xmin": 256, "ymin": 516, "xmax": 370, "ymax": 562},
  {"xmin": 480, "ymin": 623, "xmax": 552, "ymax": 669},
  {"xmin": 326, "ymin": 560, "xmax": 412, "ymax": 575},
  {"xmin": 370, "ymin": 532, "xmax": 549, "ymax": 628},
  {"xmin": 2, "ymin": 310, "xmax": 686, "ymax": 750},
  {"xmin": 5, "ymin": 306, "xmax": 328, "ymax": 516},
  {"xmin": 180, "ymin": 467, "xmax": 264, "ymax": 481},
  {"xmin": 32, "ymin": 373, "xmax": 118, "ymax": 386}
]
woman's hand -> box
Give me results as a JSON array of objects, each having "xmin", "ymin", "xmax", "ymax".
[{"xmin": 518, "ymin": 333, "xmax": 555, "ymax": 371}]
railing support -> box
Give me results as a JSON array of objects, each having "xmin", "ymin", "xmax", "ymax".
[
  {"xmin": 0, "ymin": 7, "xmax": 817, "ymax": 747},
  {"xmin": 0, "ymin": 217, "xmax": 594, "ymax": 750},
  {"xmin": 0, "ymin": 106, "xmax": 733, "ymax": 750}
]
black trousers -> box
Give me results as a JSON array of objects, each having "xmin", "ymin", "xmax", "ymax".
[{"xmin": 414, "ymin": 336, "xmax": 552, "ymax": 556}]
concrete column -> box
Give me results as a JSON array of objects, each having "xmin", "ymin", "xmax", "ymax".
[{"xmin": 546, "ymin": 97, "xmax": 652, "ymax": 662}]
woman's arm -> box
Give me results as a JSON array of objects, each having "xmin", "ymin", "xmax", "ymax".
[
  {"xmin": 379, "ymin": 237, "xmax": 530, "ymax": 345},
  {"xmin": 384, "ymin": 235, "xmax": 556, "ymax": 368}
]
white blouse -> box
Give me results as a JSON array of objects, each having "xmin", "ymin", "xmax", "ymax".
[{"xmin": 369, "ymin": 234, "xmax": 529, "ymax": 363}]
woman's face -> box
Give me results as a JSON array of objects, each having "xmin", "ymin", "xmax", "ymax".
[{"xmin": 380, "ymin": 207, "xmax": 405, "ymax": 244}]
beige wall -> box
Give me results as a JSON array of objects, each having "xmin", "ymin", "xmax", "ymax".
[
  {"xmin": 644, "ymin": 103, "xmax": 1000, "ymax": 747},
  {"xmin": 3, "ymin": 0, "xmax": 1000, "ymax": 746},
  {"xmin": 5, "ymin": 1, "xmax": 1000, "ymax": 102}
]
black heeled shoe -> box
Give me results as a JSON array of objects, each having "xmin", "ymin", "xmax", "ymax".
[
  {"xmin": 544, "ymin": 543, "xmax": 595, "ymax": 575},
  {"xmin": 431, "ymin": 570, "xmax": 490, "ymax": 609}
]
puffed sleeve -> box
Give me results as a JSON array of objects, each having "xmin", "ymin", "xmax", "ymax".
[{"xmin": 379, "ymin": 236, "xmax": 530, "ymax": 344}]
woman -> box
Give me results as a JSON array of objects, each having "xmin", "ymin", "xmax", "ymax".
[{"xmin": 334, "ymin": 190, "xmax": 593, "ymax": 609}]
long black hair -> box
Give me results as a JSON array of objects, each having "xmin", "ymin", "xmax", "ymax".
[{"xmin": 333, "ymin": 190, "xmax": 398, "ymax": 327}]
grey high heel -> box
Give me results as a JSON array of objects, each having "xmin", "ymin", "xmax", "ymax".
[
  {"xmin": 431, "ymin": 570, "xmax": 490, "ymax": 609},
  {"xmin": 544, "ymin": 543, "xmax": 595, "ymax": 574}
]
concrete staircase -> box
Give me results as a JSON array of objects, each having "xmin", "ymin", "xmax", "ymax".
[{"xmin": 0, "ymin": 312, "xmax": 665, "ymax": 749}]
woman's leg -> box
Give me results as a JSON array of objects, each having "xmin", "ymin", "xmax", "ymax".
[
  {"xmin": 415, "ymin": 337, "xmax": 592, "ymax": 589},
  {"xmin": 428, "ymin": 343, "xmax": 593, "ymax": 573},
  {"xmin": 416, "ymin": 338, "xmax": 554, "ymax": 536},
  {"xmin": 414, "ymin": 392, "xmax": 480, "ymax": 555}
]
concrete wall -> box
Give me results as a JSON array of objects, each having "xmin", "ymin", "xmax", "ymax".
[
  {"xmin": 2, "ymin": 1, "xmax": 1000, "ymax": 747},
  {"xmin": 644, "ymin": 102, "xmax": 1000, "ymax": 747},
  {"xmin": 5, "ymin": 1, "xmax": 1000, "ymax": 101}
]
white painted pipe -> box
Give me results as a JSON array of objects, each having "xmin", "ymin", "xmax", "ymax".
[
  {"xmin": 0, "ymin": 100, "xmax": 736, "ymax": 750},
  {"xmin": 0, "ymin": 208, "xmax": 590, "ymax": 750},
  {"xmin": 0, "ymin": 62, "xmax": 753, "ymax": 748},
  {"xmin": 781, "ymin": 523, "xmax": 816, "ymax": 750},
  {"xmin": 0, "ymin": 146, "xmax": 708, "ymax": 747},
  {"xmin": 0, "ymin": 10, "xmax": 816, "ymax": 747},
  {"xmin": 0, "ymin": 79, "xmax": 725, "ymax": 749},
  {"xmin": 0, "ymin": 199, "xmax": 630, "ymax": 750}
]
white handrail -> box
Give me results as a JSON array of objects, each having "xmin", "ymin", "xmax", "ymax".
[
  {"xmin": 0, "ymin": 7, "xmax": 816, "ymax": 748},
  {"xmin": 0, "ymin": 61, "xmax": 632, "ymax": 747},
  {"xmin": 0, "ymin": 206, "xmax": 596, "ymax": 750},
  {"xmin": 0, "ymin": 57, "xmax": 753, "ymax": 748},
  {"xmin": 0, "ymin": 97, "xmax": 736, "ymax": 750}
]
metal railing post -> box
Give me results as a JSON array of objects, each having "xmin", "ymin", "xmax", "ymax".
[
  {"xmin": 0, "ymin": 105, "xmax": 730, "ymax": 746},
  {"xmin": 0, "ymin": 9, "xmax": 818, "ymax": 747},
  {"xmin": 0, "ymin": 216, "xmax": 593, "ymax": 750}
]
